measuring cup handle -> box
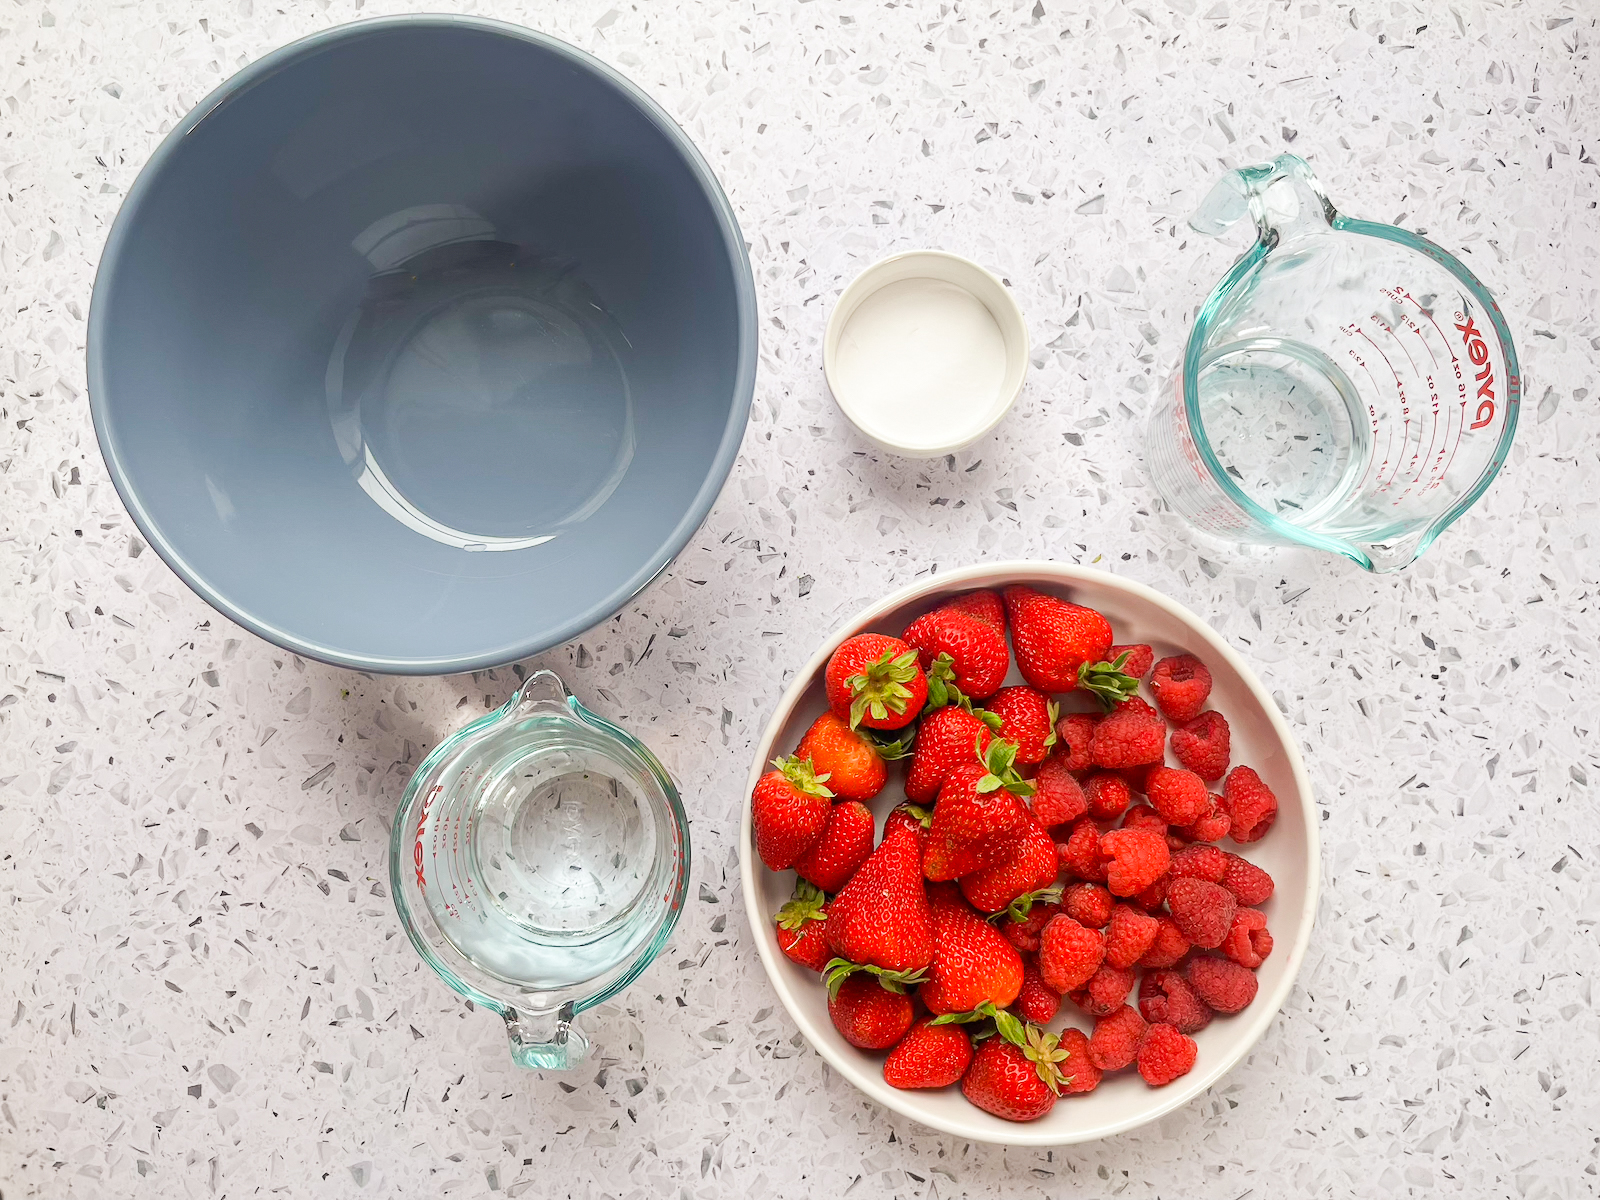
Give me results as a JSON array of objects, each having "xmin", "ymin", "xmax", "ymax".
[
  {"xmin": 1189, "ymin": 152, "xmax": 1339, "ymax": 246},
  {"xmin": 504, "ymin": 1002, "xmax": 591, "ymax": 1070}
]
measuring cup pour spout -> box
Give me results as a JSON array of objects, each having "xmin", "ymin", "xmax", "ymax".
[{"xmin": 1145, "ymin": 153, "xmax": 1521, "ymax": 572}]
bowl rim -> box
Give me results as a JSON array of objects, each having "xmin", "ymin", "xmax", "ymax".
[
  {"xmin": 85, "ymin": 13, "xmax": 758, "ymax": 676},
  {"xmin": 738, "ymin": 560, "xmax": 1321, "ymax": 1146}
]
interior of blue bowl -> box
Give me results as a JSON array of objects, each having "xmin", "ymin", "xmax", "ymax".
[{"xmin": 89, "ymin": 17, "xmax": 754, "ymax": 672}]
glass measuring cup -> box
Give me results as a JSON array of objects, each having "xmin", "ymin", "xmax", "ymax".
[
  {"xmin": 391, "ymin": 670, "xmax": 688, "ymax": 1069},
  {"xmin": 1145, "ymin": 153, "xmax": 1521, "ymax": 571}
]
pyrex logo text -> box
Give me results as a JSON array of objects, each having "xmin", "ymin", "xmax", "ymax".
[
  {"xmin": 413, "ymin": 784, "xmax": 442, "ymax": 890},
  {"xmin": 1456, "ymin": 315, "xmax": 1496, "ymax": 430}
]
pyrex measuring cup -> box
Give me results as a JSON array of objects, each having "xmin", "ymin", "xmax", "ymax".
[
  {"xmin": 1145, "ymin": 153, "xmax": 1521, "ymax": 571},
  {"xmin": 391, "ymin": 670, "xmax": 688, "ymax": 1068}
]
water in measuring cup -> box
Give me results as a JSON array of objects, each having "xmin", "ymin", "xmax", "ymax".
[{"xmin": 410, "ymin": 734, "xmax": 667, "ymax": 993}]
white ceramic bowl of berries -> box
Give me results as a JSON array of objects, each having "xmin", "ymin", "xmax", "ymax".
[{"xmin": 740, "ymin": 562, "xmax": 1319, "ymax": 1145}]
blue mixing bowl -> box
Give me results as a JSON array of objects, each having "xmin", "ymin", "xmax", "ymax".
[{"xmin": 88, "ymin": 16, "xmax": 756, "ymax": 673}]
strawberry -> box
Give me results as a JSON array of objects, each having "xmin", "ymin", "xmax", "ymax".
[
  {"xmin": 1090, "ymin": 697, "xmax": 1165, "ymax": 769},
  {"xmin": 905, "ymin": 703, "xmax": 997, "ymax": 803},
  {"xmin": 794, "ymin": 712, "xmax": 886, "ymax": 802},
  {"xmin": 1108, "ymin": 643, "xmax": 1154, "ymax": 679},
  {"xmin": 825, "ymin": 633, "xmax": 927, "ymax": 730},
  {"xmin": 826, "ymin": 825, "xmax": 935, "ymax": 972},
  {"xmin": 1029, "ymin": 755, "xmax": 1088, "ymax": 828},
  {"xmin": 922, "ymin": 742, "xmax": 1035, "ymax": 882},
  {"xmin": 1171, "ymin": 710, "xmax": 1230, "ymax": 781},
  {"xmin": 774, "ymin": 881, "xmax": 831, "ymax": 971},
  {"xmin": 792, "ymin": 800, "xmax": 876, "ymax": 893},
  {"xmin": 942, "ymin": 588, "xmax": 1007, "ymax": 631},
  {"xmin": 984, "ymin": 686, "xmax": 1059, "ymax": 765},
  {"xmin": 826, "ymin": 973, "xmax": 914, "ymax": 1050},
  {"xmin": 903, "ymin": 608, "xmax": 1009, "ymax": 702},
  {"xmin": 884, "ymin": 802, "xmax": 933, "ymax": 848},
  {"xmin": 751, "ymin": 756, "xmax": 833, "ymax": 870},
  {"xmin": 1053, "ymin": 711, "xmax": 1100, "ymax": 772},
  {"xmin": 958, "ymin": 819, "xmax": 1061, "ymax": 914},
  {"xmin": 1002, "ymin": 585, "xmax": 1113, "ymax": 692},
  {"xmin": 958, "ymin": 1016, "xmax": 1068, "ymax": 1122},
  {"xmin": 918, "ymin": 884, "xmax": 1024, "ymax": 1015},
  {"xmin": 1150, "ymin": 653, "xmax": 1212, "ymax": 724},
  {"xmin": 883, "ymin": 1016, "xmax": 973, "ymax": 1089}
]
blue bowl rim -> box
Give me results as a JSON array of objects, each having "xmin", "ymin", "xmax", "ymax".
[{"xmin": 86, "ymin": 14, "xmax": 758, "ymax": 676}]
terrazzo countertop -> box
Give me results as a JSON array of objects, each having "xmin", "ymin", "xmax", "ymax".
[{"xmin": 2, "ymin": 1, "xmax": 1598, "ymax": 1196}]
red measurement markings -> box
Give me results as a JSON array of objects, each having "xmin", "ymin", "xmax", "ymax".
[
  {"xmin": 1340, "ymin": 323, "xmax": 1392, "ymax": 497},
  {"xmin": 1366, "ymin": 312, "xmax": 1426, "ymax": 501},
  {"xmin": 1402, "ymin": 290, "xmax": 1470, "ymax": 488},
  {"xmin": 1390, "ymin": 306, "xmax": 1445, "ymax": 485},
  {"xmin": 1354, "ymin": 325, "xmax": 1408, "ymax": 495}
]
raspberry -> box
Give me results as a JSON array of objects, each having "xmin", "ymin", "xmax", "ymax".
[
  {"xmin": 1132, "ymin": 872, "xmax": 1171, "ymax": 912},
  {"xmin": 1137, "ymin": 969, "xmax": 1213, "ymax": 1034},
  {"xmin": 1136, "ymin": 915, "xmax": 1192, "ymax": 968},
  {"xmin": 1220, "ymin": 908, "xmax": 1273, "ymax": 969},
  {"xmin": 1136, "ymin": 1022, "xmax": 1197, "ymax": 1086},
  {"xmin": 1062, "ymin": 882, "xmax": 1114, "ymax": 928},
  {"xmin": 1186, "ymin": 955, "xmax": 1260, "ymax": 1013},
  {"xmin": 1169, "ymin": 843, "xmax": 1229, "ymax": 884},
  {"xmin": 1108, "ymin": 643, "xmax": 1154, "ymax": 679},
  {"xmin": 1117, "ymin": 764, "xmax": 1155, "ymax": 794},
  {"xmin": 1171, "ymin": 710, "xmax": 1230, "ymax": 781},
  {"xmin": 1014, "ymin": 956, "xmax": 1062, "ymax": 1024},
  {"xmin": 1069, "ymin": 963, "xmax": 1136, "ymax": 1016},
  {"xmin": 1222, "ymin": 852, "xmax": 1275, "ymax": 905},
  {"xmin": 1053, "ymin": 712, "xmax": 1099, "ymax": 772},
  {"xmin": 1057, "ymin": 1026, "xmax": 1102, "ymax": 1094},
  {"xmin": 1031, "ymin": 755, "xmax": 1088, "ymax": 828},
  {"xmin": 1037, "ymin": 914, "xmax": 1105, "ymax": 993},
  {"xmin": 1145, "ymin": 766, "xmax": 1212, "ymax": 826},
  {"xmin": 1001, "ymin": 901, "xmax": 1062, "ymax": 953},
  {"xmin": 1176, "ymin": 794, "xmax": 1231, "ymax": 843},
  {"xmin": 1222, "ymin": 766, "xmax": 1278, "ymax": 844},
  {"xmin": 1082, "ymin": 772, "xmax": 1133, "ymax": 820},
  {"xmin": 1150, "ymin": 654, "xmax": 1212, "ymax": 724},
  {"xmin": 1120, "ymin": 803, "xmax": 1168, "ymax": 834},
  {"xmin": 1167, "ymin": 877, "xmax": 1237, "ymax": 949},
  {"xmin": 1090, "ymin": 701, "xmax": 1165, "ymax": 769},
  {"xmin": 1099, "ymin": 827, "xmax": 1171, "ymax": 897},
  {"xmin": 1088, "ymin": 1003, "xmax": 1148, "ymax": 1070},
  {"xmin": 1103, "ymin": 902, "xmax": 1161, "ymax": 968},
  {"xmin": 1056, "ymin": 817, "xmax": 1110, "ymax": 883}
]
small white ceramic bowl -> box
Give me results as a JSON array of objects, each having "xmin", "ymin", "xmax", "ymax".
[
  {"xmin": 740, "ymin": 561, "xmax": 1319, "ymax": 1146},
  {"xmin": 823, "ymin": 251, "xmax": 1029, "ymax": 457}
]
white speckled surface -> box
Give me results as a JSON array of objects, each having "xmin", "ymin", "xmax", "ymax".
[{"xmin": 2, "ymin": 1, "xmax": 1597, "ymax": 1196}]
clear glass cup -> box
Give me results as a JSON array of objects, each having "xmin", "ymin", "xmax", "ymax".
[
  {"xmin": 390, "ymin": 669, "xmax": 689, "ymax": 1068},
  {"xmin": 1145, "ymin": 153, "xmax": 1521, "ymax": 572}
]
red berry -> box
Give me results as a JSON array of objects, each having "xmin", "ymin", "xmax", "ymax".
[
  {"xmin": 1062, "ymin": 882, "xmax": 1114, "ymax": 928},
  {"xmin": 1037, "ymin": 914, "xmax": 1105, "ymax": 993},
  {"xmin": 884, "ymin": 802, "xmax": 933, "ymax": 849},
  {"xmin": 1221, "ymin": 852, "xmax": 1275, "ymax": 905},
  {"xmin": 1145, "ymin": 766, "xmax": 1212, "ymax": 827},
  {"xmin": 1176, "ymin": 794, "xmax": 1232, "ymax": 843},
  {"xmin": 1069, "ymin": 963, "xmax": 1135, "ymax": 1016},
  {"xmin": 883, "ymin": 1015, "xmax": 974, "ymax": 1089},
  {"xmin": 1002, "ymin": 586, "xmax": 1114, "ymax": 693},
  {"xmin": 1098, "ymin": 827, "xmax": 1171, "ymax": 898},
  {"xmin": 923, "ymin": 759, "xmax": 1031, "ymax": 882},
  {"xmin": 1088, "ymin": 1004, "xmax": 1148, "ymax": 1070},
  {"xmin": 1057, "ymin": 1027, "xmax": 1102, "ymax": 1094},
  {"xmin": 795, "ymin": 712, "xmax": 888, "ymax": 802},
  {"xmin": 1149, "ymin": 654, "xmax": 1212, "ymax": 724},
  {"xmin": 942, "ymin": 588, "xmax": 1006, "ymax": 632},
  {"xmin": 1138, "ymin": 969, "xmax": 1213, "ymax": 1034},
  {"xmin": 1030, "ymin": 755, "xmax": 1088, "ymax": 828},
  {"xmin": 1186, "ymin": 955, "xmax": 1260, "ymax": 1013},
  {"xmin": 1090, "ymin": 701, "xmax": 1166, "ymax": 769},
  {"xmin": 1108, "ymin": 643, "xmax": 1154, "ymax": 679},
  {"xmin": 1136, "ymin": 1023, "xmax": 1197, "ymax": 1086},
  {"xmin": 827, "ymin": 826, "xmax": 935, "ymax": 972},
  {"xmin": 1167, "ymin": 878, "xmax": 1237, "ymax": 949},
  {"xmin": 920, "ymin": 884, "xmax": 1025, "ymax": 1015},
  {"xmin": 1000, "ymin": 901, "xmax": 1063, "ymax": 953},
  {"xmin": 905, "ymin": 704, "xmax": 995, "ymax": 804},
  {"xmin": 1014, "ymin": 956, "xmax": 1062, "ymax": 1025},
  {"xmin": 1121, "ymin": 803, "xmax": 1169, "ymax": 835},
  {"xmin": 959, "ymin": 819, "xmax": 1060, "ymax": 914},
  {"xmin": 1053, "ymin": 712, "xmax": 1100, "ymax": 772},
  {"xmin": 825, "ymin": 633, "xmax": 928, "ymax": 730},
  {"xmin": 1056, "ymin": 817, "xmax": 1110, "ymax": 883},
  {"xmin": 1170, "ymin": 843, "xmax": 1230, "ymax": 883},
  {"xmin": 751, "ymin": 756, "xmax": 834, "ymax": 870},
  {"xmin": 828, "ymin": 974, "xmax": 914, "ymax": 1049},
  {"xmin": 1222, "ymin": 766, "xmax": 1279, "ymax": 844},
  {"xmin": 1220, "ymin": 908, "xmax": 1274, "ymax": 969},
  {"xmin": 792, "ymin": 800, "xmax": 876, "ymax": 893},
  {"xmin": 1171, "ymin": 710, "xmax": 1231, "ymax": 782},
  {"xmin": 985, "ymin": 686, "xmax": 1059, "ymax": 765},
  {"xmin": 904, "ymin": 608, "xmax": 1010, "ymax": 702},
  {"xmin": 1136, "ymin": 915, "xmax": 1192, "ymax": 968},
  {"xmin": 1132, "ymin": 871, "xmax": 1171, "ymax": 912},
  {"xmin": 961, "ymin": 1037, "xmax": 1061, "ymax": 1122},
  {"xmin": 1103, "ymin": 902, "xmax": 1161, "ymax": 969},
  {"xmin": 1083, "ymin": 772, "xmax": 1133, "ymax": 820}
]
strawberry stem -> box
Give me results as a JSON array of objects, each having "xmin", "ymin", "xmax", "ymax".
[
  {"xmin": 772, "ymin": 755, "xmax": 834, "ymax": 799},
  {"xmin": 846, "ymin": 649, "xmax": 922, "ymax": 729},
  {"xmin": 865, "ymin": 726, "xmax": 917, "ymax": 762},
  {"xmin": 973, "ymin": 737, "xmax": 1036, "ymax": 798},
  {"xmin": 1078, "ymin": 651, "xmax": 1142, "ymax": 712},
  {"xmin": 922, "ymin": 653, "xmax": 966, "ymax": 711},
  {"xmin": 775, "ymin": 880, "xmax": 827, "ymax": 931},
  {"xmin": 822, "ymin": 958, "xmax": 930, "ymax": 1001},
  {"xmin": 990, "ymin": 885, "xmax": 1064, "ymax": 925}
]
